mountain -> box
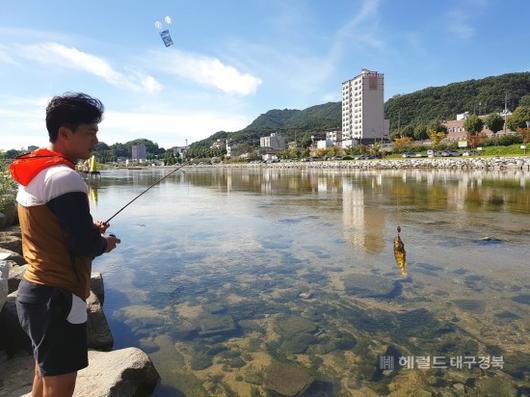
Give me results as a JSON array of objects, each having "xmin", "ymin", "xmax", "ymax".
[
  {"xmin": 384, "ymin": 72, "xmax": 530, "ymax": 132},
  {"xmin": 188, "ymin": 71, "xmax": 530, "ymax": 153},
  {"xmin": 187, "ymin": 103, "xmax": 342, "ymax": 156}
]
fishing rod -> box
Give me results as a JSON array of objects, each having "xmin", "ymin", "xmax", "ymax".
[{"xmin": 104, "ymin": 162, "xmax": 189, "ymax": 225}]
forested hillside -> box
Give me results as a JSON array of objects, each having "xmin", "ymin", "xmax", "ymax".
[{"xmin": 384, "ymin": 72, "xmax": 530, "ymax": 134}]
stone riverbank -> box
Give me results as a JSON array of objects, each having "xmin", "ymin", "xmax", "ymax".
[
  {"xmin": 197, "ymin": 156, "xmax": 530, "ymax": 171},
  {"xmin": 0, "ymin": 223, "xmax": 160, "ymax": 397}
]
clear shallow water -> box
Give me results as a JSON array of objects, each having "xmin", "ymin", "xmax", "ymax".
[{"xmin": 89, "ymin": 168, "xmax": 530, "ymax": 397}]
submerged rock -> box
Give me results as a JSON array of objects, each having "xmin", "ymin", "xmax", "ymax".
[
  {"xmin": 276, "ymin": 316, "xmax": 317, "ymax": 338},
  {"xmin": 198, "ymin": 315, "xmax": 237, "ymax": 337},
  {"xmin": 263, "ymin": 362, "xmax": 313, "ymax": 396},
  {"xmin": 475, "ymin": 377, "xmax": 517, "ymax": 396},
  {"xmin": 511, "ymin": 294, "xmax": 530, "ymax": 305},
  {"xmin": 189, "ymin": 351, "xmax": 213, "ymax": 370},
  {"xmin": 452, "ymin": 299, "xmax": 486, "ymax": 314},
  {"xmin": 343, "ymin": 274, "xmax": 401, "ymax": 299}
]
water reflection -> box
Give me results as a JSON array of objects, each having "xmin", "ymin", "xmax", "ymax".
[{"xmin": 91, "ymin": 168, "xmax": 530, "ymax": 397}]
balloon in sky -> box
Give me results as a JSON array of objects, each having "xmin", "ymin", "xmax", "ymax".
[{"xmin": 154, "ymin": 16, "xmax": 174, "ymax": 47}]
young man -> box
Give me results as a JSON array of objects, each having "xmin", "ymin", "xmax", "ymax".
[{"xmin": 9, "ymin": 93, "xmax": 121, "ymax": 397}]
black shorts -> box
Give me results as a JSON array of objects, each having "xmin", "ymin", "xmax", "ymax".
[{"xmin": 16, "ymin": 280, "xmax": 88, "ymax": 376}]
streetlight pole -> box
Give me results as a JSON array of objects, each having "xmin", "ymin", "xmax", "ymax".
[{"xmin": 503, "ymin": 93, "xmax": 508, "ymax": 134}]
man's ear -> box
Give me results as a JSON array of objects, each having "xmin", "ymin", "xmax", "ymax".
[{"xmin": 57, "ymin": 126, "xmax": 73, "ymax": 141}]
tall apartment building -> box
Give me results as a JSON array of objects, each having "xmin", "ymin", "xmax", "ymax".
[
  {"xmin": 341, "ymin": 69, "xmax": 385, "ymax": 146},
  {"xmin": 260, "ymin": 133, "xmax": 286, "ymax": 150},
  {"xmin": 131, "ymin": 143, "xmax": 147, "ymax": 161}
]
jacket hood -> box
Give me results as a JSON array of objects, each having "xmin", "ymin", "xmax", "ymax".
[{"xmin": 9, "ymin": 148, "xmax": 75, "ymax": 186}]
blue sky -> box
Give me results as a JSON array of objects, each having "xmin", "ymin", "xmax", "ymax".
[{"xmin": 1, "ymin": 0, "xmax": 528, "ymax": 150}]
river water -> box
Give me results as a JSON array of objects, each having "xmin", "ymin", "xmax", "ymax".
[{"xmin": 89, "ymin": 167, "xmax": 530, "ymax": 397}]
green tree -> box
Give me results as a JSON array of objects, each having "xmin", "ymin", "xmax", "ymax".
[
  {"xmin": 485, "ymin": 113, "xmax": 504, "ymax": 135},
  {"xmin": 164, "ymin": 151, "xmax": 177, "ymax": 165},
  {"xmin": 429, "ymin": 120, "xmax": 448, "ymax": 134},
  {"xmin": 519, "ymin": 95, "xmax": 530, "ymax": 107},
  {"xmin": 413, "ymin": 123, "xmax": 429, "ymax": 141},
  {"xmin": 463, "ymin": 114, "xmax": 484, "ymax": 135},
  {"xmin": 0, "ymin": 155, "xmax": 17, "ymax": 212},
  {"xmin": 400, "ymin": 124, "xmax": 415, "ymax": 138},
  {"xmin": 506, "ymin": 106, "xmax": 530, "ymax": 131}
]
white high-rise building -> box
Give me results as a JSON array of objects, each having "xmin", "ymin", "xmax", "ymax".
[{"xmin": 341, "ymin": 69, "xmax": 385, "ymax": 146}]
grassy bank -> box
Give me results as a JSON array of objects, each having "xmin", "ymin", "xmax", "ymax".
[{"xmin": 384, "ymin": 144, "xmax": 527, "ymax": 160}]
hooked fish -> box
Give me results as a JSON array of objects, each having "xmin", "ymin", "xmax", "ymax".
[{"xmin": 393, "ymin": 225, "xmax": 407, "ymax": 276}]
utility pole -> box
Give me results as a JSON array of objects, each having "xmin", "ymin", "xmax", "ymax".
[
  {"xmin": 503, "ymin": 93, "xmax": 508, "ymax": 134},
  {"xmin": 398, "ymin": 109, "xmax": 401, "ymax": 138}
]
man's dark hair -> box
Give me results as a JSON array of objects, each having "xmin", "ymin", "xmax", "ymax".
[{"xmin": 46, "ymin": 92, "xmax": 104, "ymax": 142}]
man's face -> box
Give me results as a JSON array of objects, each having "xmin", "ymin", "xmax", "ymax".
[{"xmin": 64, "ymin": 123, "xmax": 99, "ymax": 161}]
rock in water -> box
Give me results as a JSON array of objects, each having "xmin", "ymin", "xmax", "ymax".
[
  {"xmin": 263, "ymin": 362, "xmax": 313, "ymax": 396},
  {"xmin": 90, "ymin": 272, "xmax": 104, "ymax": 305},
  {"xmin": 86, "ymin": 291, "xmax": 113, "ymax": 351},
  {"xmin": 343, "ymin": 274, "xmax": 401, "ymax": 299},
  {"xmin": 18, "ymin": 348, "xmax": 160, "ymax": 397}
]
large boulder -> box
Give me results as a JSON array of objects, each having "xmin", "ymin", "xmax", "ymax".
[
  {"xmin": 1, "ymin": 226, "xmax": 21, "ymax": 239},
  {"xmin": 0, "ymin": 248, "xmax": 25, "ymax": 266},
  {"xmin": 8, "ymin": 263, "xmax": 25, "ymax": 293},
  {"xmin": 76, "ymin": 348, "xmax": 159, "ymax": 397},
  {"xmin": 0, "ymin": 260, "xmax": 8, "ymax": 312},
  {"xmin": 86, "ymin": 291, "xmax": 113, "ymax": 351},
  {"xmin": 0, "ymin": 234, "xmax": 22, "ymax": 255},
  {"xmin": 9, "ymin": 348, "xmax": 160, "ymax": 397},
  {"xmin": 90, "ymin": 272, "xmax": 104, "ymax": 305}
]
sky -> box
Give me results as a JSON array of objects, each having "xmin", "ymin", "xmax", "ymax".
[{"xmin": 1, "ymin": 0, "xmax": 529, "ymax": 150}]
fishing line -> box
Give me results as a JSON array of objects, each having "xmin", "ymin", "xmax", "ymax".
[{"xmin": 104, "ymin": 162, "xmax": 189, "ymax": 224}]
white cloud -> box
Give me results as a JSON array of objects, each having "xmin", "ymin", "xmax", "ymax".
[
  {"xmin": 0, "ymin": 45, "xmax": 18, "ymax": 65},
  {"xmin": 221, "ymin": 0, "xmax": 383, "ymax": 99},
  {"xmin": 0, "ymin": 96, "xmax": 252, "ymax": 149},
  {"xmin": 446, "ymin": 9, "xmax": 474, "ymax": 39},
  {"xmin": 151, "ymin": 49, "xmax": 262, "ymax": 96},
  {"xmin": 102, "ymin": 110, "xmax": 251, "ymax": 147},
  {"xmin": 18, "ymin": 42, "xmax": 163, "ymax": 93},
  {"xmin": 445, "ymin": 0, "xmax": 488, "ymax": 40},
  {"xmin": 331, "ymin": 0, "xmax": 383, "ymax": 57}
]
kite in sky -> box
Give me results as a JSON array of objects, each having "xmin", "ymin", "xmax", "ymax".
[{"xmin": 155, "ymin": 16, "xmax": 174, "ymax": 47}]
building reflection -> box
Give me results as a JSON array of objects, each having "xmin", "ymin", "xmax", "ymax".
[{"xmin": 342, "ymin": 176, "xmax": 386, "ymax": 254}]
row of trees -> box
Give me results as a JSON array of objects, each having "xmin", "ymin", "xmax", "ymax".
[
  {"xmin": 384, "ymin": 72, "xmax": 530, "ymax": 135},
  {"xmin": 0, "ymin": 152, "xmax": 17, "ymax": 212}
]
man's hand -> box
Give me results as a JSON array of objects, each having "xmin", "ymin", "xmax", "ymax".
[
  {"xmin": 95, "ymin": 221, "xmax": 110, "ymax": 234},
  {"xmin": 103, "ymin": 234, "xmax": 121, "ymax": 253}
]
